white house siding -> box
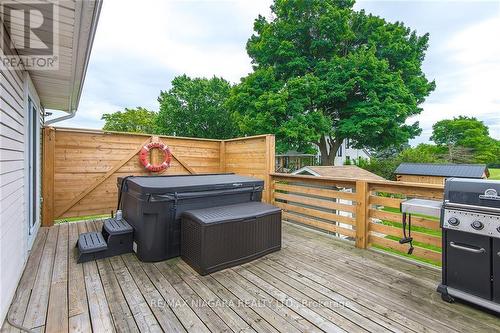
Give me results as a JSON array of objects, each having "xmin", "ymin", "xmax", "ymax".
[
  {"xmin": 0, "ymin": 26, "xmax": 42, "ymax": 323},
  {"xmin": 334, "ymin": 139, "xmax": 370, "ymax": 166},
  {"xmin": 315, "ymin": 138, "xmax": 370, "ymax": 166}
]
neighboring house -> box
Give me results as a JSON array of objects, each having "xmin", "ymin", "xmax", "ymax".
[
  {"xmin": 395, "ymin": 163, "xmax": 490, "ymax": 185},
  {"xmin": 292, "ymin": 166, "xmax": 384, "ymax": 239},
  {"xmin": 331, "ymin": 139, "xmax": 371, "ymax": 166},
  {"xmin": 0, "ymin": 1, "xmax": 101, "ymax": 322},
  {"xmin": 275, "ymin": 139, "xmax": 370, "ymax": 172}
]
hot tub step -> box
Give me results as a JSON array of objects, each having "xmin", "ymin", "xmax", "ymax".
[
  {"xmin": 76, "ymin": 218, "xmax": 134, "ymax": 263},
  {"xmin": 76, "ymin": 231, "xmax": 108, "ymax": 263}
]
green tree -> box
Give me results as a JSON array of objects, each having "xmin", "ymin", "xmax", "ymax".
[
  {"xmin": 363, "ymin": 144, "xmax": 445, "ymax": 180},
  {"xmin": 431, "ymin": 116, "xmax": 499, "ymax": 163},
  {"xmin": 156, "ymin": 75, "xmax": 237, "ymax": 139},
  {"xmin": 102, "ymin": 107, "xmax": 157, "ymax": 133},
  {"xmin": 229, "ymin": 0, "xmax": 435, "ymax": 164}
]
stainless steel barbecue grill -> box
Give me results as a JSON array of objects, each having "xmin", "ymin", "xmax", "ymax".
[{"xmin": 438, "ymin": 178, "xmax": 500, "ymax": 313}]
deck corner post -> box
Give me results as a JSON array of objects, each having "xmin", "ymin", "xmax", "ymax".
[
  {"xmin": 42, "ymin": 127, "xmax": 56, "ymax": 226},
  {"xmin": 264, "ymin": 135, "xmax": 276, "ymax": 203},
  {"xmin": 355, "ymin": 180, "xmax": 369, "ymax": 249}
]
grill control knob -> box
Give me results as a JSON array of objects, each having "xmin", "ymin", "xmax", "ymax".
[
  {"xmin": 497, "ymin": 226, "xmax": 500, "ymax": 233},
  {"xmin": 471, "ymin": 221, "xmax": 484, "ymax": 230},
  {"xmin": 448, "ymin": 217, "xmax": 460, "ymax": 226}
]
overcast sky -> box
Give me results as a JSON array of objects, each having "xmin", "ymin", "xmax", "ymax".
[{"xmin": 52, "ymin": 0, "xmax": 500, "ymax": 145}]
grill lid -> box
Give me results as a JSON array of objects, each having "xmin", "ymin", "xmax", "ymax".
[{"xmin": 444, "ymin": 178, "xmax": 500, "ymax": 208}]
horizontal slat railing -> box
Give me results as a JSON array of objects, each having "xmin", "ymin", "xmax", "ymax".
[
  {"xmin": 271, "ymin": 173, "xmax": 445, "ymax": 265},
  {"xmin": 367, "ymin": 181, "xmax": 443, "ymax": 264},
  {"xmin": 271, "ymin": 173, "xmax": 360, "ymax": 243}
]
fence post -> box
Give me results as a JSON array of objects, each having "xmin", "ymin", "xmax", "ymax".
[
  {"xmin": 355, "ymin": 181, "xmax": 369, "ymax": 249},
  {"xmin": 264, "ymin": 135, "xmax": 276, "ymax": 203},
  {"xmin": 42, "ymin": 127, "xmax": 55, "ymax": 226}
]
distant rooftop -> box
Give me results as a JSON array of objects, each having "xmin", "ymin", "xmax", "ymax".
[
  {"xmin": 292, "ymin": 165, "xmax": 386, "ymax": 181},
  {"xmin": 395, "ymin": 163, "xmax": 489, "ymax": 178}
]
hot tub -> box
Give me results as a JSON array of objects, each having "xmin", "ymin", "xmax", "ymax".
[{"xmin": 117, "ymin": 174, "xmax": 264, "ymax": 262}]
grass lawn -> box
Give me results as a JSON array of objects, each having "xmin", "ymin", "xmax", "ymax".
[
  {"xmin": 54, "ymin": 214, "xmax": 111, "ymax": 224},
  {"xmin": 376, "ymin": 206, "xmax": 442, "ymax": 267},
  {"xmin": 489, "ymin": 168, "xmax": 500, "ymax": 180}
]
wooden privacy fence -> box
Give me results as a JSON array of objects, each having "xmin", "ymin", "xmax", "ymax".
[
  {"xmin": 42, "ymin": 126, "xmax": 445, "ymax": 264},
  {"xmin": 270, "ymin": 173, "xmax": 444, "ymax": 264},
  {"xmin": 42, "ymin": 127, "xmax": 275, "ymax": 225}
]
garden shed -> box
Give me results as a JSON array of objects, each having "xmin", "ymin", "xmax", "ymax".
[{"xmin": 395, "ymin": 163, "xmax": 489, "ymax": 184}]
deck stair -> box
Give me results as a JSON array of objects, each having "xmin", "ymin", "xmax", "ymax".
[{"xmin": 76, "ymin": 217, "xmax": 133, "ymax": 263}]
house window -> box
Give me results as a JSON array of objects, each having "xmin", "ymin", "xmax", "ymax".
[
  {"xmin": 337, "ymin": 145, "xmax": 343, "ymax": 157},
  {"xmin": 345, "ymin": 139, "xmax": 350, "ymax": 149}
]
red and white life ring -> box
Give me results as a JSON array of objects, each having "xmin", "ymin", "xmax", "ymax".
[{"xmin": 139, "ymin": 142, "xmax": 172, "ymax": 172}]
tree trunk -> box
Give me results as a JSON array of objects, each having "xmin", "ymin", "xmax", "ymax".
[
  {"xmin": 318, "ymin": 136, "xmax": 330, "ymax": 165},
  {"xmin": 318, "ymin": 136, "xmax": 342, "ymax": 166},
  {"xmin": 448, "ymin": 144, "xmax": 454, "ymax": 163}
]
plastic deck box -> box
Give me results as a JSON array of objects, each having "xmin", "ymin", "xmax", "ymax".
[
  {"xmin": 181, "ymin": 201, "xmax": 282, "ymax": 275},
  {"xmin": 117, "ymin": 174, "xmax": 264, "ymax": 262}
]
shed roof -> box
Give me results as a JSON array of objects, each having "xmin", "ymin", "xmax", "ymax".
[
  {"xmin": 292, "ymin": 165, "xmax": 385, "ymax": 181},
  {"xmin": 395, "ymin": 163, "xmax": 489, "ymax": 178}
]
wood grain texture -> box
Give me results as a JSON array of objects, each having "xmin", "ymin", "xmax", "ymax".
[
  {"xmin": 273, "ymin": 192, "xmax": 356, "ymax": 213},
  {"xmin": 369, "ymin": 209, "xmax": 440, "ymax": 231},
  {"xmin": 224, "ymin": 136, "xmax": 272, "ymax": 203},
  {"xmin": 275, "ymin": 201, "xmax": 356, "ymax": 226},
  {"xmin": 282, "ymin": 211, "xmax": 356, "ymax": 238},
  {"xmin": 81, "ymin": 222, "xmax": 115, "ymax": 333},
  {"xmin": 271, "ymin": 173, "xmax": 444, "ymax": 263},
  {"xmin": 355, "ymin": 181, "xmax": 369, "ymax": 249},
  {"xmin": 3, "ymin": 221, "xmax": 500, "ymax": 332},
  {"xmin": 368, "ymin": 234, "xmax": 442, "ymax": 262},
  {"xmin": 273, "ymin": 182, "xmax": 358, "ymax": 201},
  {"xmin": 45, "ymin": 223, "xmax": 69, "ymax": 333},
  {"xmin": 44, "ymin": 128, "xmax": 275, "ymax": 221}
]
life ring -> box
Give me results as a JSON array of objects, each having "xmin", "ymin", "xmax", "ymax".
[{"xmin": 139, "ymin": 142, "xmax": 172, "ymax": 172}]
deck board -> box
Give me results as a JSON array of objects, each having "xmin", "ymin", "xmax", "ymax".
[
  {"xmin": 282, "ymin": 229, "xmax": 500, "ymax": 332},
  {"xmin": 67, "ymin": 222, "xmax": 92, "ymax": 333},
  {"xmin": 3, "ymin": 221, "xmax": 500, "ymax": 333},
  {"xmin": 81, "ymin": 222, "xmax": 115, "ymax": 333},
  {"xmin": 22, "ymin": 227, "xmax": 58, "ymax": 329}
]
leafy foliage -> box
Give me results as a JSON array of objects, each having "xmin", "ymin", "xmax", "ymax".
[
  {"xmin": 102, "ymin": 107, "xmax": 158, "ymax": 134},
  {"xmin": 228, "ymin": 68, "xmax": 331, "ymax": 153},
  {"xmin": 431, "ymin": 116, "xmax": 489, "ymax": 146},
  {"xmin": 358, "ymin": 117, "xmax": 500, "ymax": 179},
  {"xmin": 431, "ymin": 116, "xmax": 500, "ymax": 164},
  {"xmin": 230, "ymin": 0, "xmax": 435, "ymax": 164},
  {"xmin": 157, "ymin": 75, "xmax": 237, "ymax": 139}
]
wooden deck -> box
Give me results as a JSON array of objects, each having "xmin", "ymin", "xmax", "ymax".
[{"xmin": 2, "ymin": 221, "xmax": 500, "ymax": 333}]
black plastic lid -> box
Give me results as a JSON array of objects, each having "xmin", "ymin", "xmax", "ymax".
[
  {"xmin": 183, "ymin": 202, "xmax": 281, "ymax": 224},
  {"xmin": 445, "ymin": 178, "xmax": 500, "ymax": 208},
  {"xmin": 119, "ymin": 173, "xmax": 264, "ymax": 194}
]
